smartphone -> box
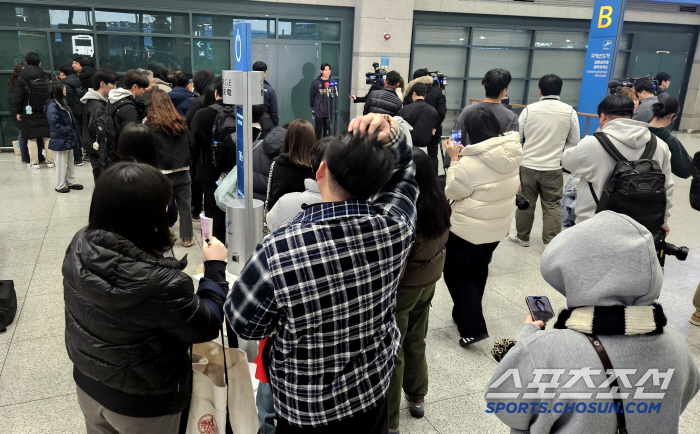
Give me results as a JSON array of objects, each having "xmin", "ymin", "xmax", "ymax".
[
  {"xmin": 525, "ymin": 296, "xmax": 555, "ymax": 323},
  {"xmin": 451, "ymin": 130, "xmax": 462, "ymax": 147}
]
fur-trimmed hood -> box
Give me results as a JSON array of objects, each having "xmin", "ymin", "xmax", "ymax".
[{"xmin": 403, "ymin": 75, "xmax": 433, "ymax": 98}]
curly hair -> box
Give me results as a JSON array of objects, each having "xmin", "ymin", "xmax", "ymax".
[{"xmin": 145, "ymin": 88, "xmax": 187, "ymax": 136}]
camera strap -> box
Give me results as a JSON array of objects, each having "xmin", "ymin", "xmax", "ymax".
[{"xmin": 585, "ymin": 334, "xmax": 628, "ymax": 434}]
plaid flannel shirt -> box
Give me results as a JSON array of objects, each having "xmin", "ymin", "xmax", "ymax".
[{"xmin": 224, "ymin": 119, "xmax": 417, "ymax": 427}]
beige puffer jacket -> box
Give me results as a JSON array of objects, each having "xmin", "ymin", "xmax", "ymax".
[{"xmin": 445, "ymin": 131, "xmax": 522, "ymax": 245}]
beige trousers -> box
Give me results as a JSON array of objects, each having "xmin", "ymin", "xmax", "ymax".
[{"xmin": 27, "ymin": 138, "xmax": 53, "ymax": 164}]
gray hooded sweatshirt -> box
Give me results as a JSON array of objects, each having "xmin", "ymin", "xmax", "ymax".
[
  {"xmin": 562, "ymin": 118, "xmax": 674, "ymax": 225},
  {"xmin": 485, "ymin": 211, "xmax": 700, "ymax": 434}
]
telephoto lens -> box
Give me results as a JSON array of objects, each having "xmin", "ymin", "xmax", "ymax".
[
  {"xmin": 515, "ymin": 194, "xmax": 530, "ymax": 211},
  {"xmin": 665, "ymin": 242, "xmax": 689, "ymax": 261}
]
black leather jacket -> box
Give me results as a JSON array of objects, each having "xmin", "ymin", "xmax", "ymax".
[
  {"xmin": 63, "ymin": 228, "xmax": 228, "ymax": 417},
  {"xmin": 363, "ymin": 87, "xmax": 403, "ymax": 116}
]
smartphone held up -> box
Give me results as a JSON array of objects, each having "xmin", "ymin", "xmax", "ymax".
[{"xmin": 526, "ymin": 296, "xmax": 554, "ymax": 324}]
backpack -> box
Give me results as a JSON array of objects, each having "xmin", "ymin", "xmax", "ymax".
[
  {"xmin": 66, "ymin": 82, "xmax": 86, "ymax": 120},
  {"xmin": 0, "ymin": 280, "xmax": 17, "ymax": 333},
  {"xmin": 90, "ymin": 99, "xmax": 134, "ymax": 168},
  {"xmin": 589, "ymin": 132, "xmax": 666, "ymax": 234},
  {"xmin": 210, "ymin": 105, "xmax": 237, "ymax": 170},
  {"xmin": 25, "ymin": 78, "xmax": 50, "ymax": 115}
]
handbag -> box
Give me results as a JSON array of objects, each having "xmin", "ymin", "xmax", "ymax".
[
  {"xmin": 185, "ymin": 327, "xmax": 258, "ymax": 434},
  {"xmin": 585, "ymin": 334, "xmax": 628, "ymax": 434},
  {"xmin": 0, "ymin": 280, "xmax": 17, "ymax": 332}
]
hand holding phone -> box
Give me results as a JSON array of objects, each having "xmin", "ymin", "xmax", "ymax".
[
  {"xmin": 450, "ymin": 130, "xmax": 462, "ymax": 148},
  {"xmin": 525, "ymin": 296, "xmax": 554, "ymax": 325}
]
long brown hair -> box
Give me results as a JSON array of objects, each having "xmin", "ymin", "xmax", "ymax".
[
  {"xmin": 146, "ymin": 88, "xmax": 187, "ymax": 136},
  {"xmin": 9, "ymin": 63, "xmax": 25, "ymax": 88},
  {"xmin": 282, "ymin": 119, "xmax": 315, "ymax": 167}
]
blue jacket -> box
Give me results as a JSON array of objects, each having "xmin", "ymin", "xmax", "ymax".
[
  {"xmin": 46, "ymin": 100, "xmax": 80, "ymax": 152},
  {"xmin": 263, "ymin": 80, "xmax": 279, "ymax": 126},
  {"xmin": 169, "ymin": 87, "xmax": 197, "ymax": 117}
]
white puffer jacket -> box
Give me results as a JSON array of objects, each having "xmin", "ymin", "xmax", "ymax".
[{"xmin": 445, "ymin": 131, "xmax": 522, "ymax": 245}]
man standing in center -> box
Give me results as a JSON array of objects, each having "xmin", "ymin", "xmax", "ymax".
[
  {"xmin": 225, "ymin": 113, "xmax": 418, "ymax": 434},
  {"xmin": 509, "ymin": 74, "xmax": 580, "ymax": 247},
  {"xmin": 253, "ymin": 61, "xmax": 279, "ymax": 127},
  {"xmin": 309, "ymin": 63, "xmax": 333, "ymax": 140}
]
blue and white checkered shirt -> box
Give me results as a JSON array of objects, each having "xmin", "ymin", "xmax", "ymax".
[{"xmin": 224, "ymin": 121, "xmax": 417, "ymax": 427}]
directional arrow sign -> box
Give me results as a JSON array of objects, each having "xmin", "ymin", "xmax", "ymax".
[{"xmin": 196, "ymin": 40, "xmax": 203, "ymax": 48}]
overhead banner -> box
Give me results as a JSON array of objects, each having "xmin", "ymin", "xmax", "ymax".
[{"xmin": 578, "ymin": 0, "xmax": 627, "ymax": 135}]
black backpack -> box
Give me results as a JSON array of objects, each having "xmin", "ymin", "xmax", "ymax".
[
  {"xmin": 65, "ymin": 82, "xmax": 86, "ymax": 121},
  {"xmin": 25, "ymin": 78, "xmax": 50, "ymax": 115},
  {"xmin": 90, "ymin": 99, "xmax": 133, "ymax": 168},
  {"xmin": 210, "ymin": 105, "xmax": 238, "ymax": 170},
  {"xmin": 589, "ymin": 132, "xmax": 666, "ymax": 234},
  {"xmin": 0, "ymin": 280, "xmax": 17, "ymax": 333}
]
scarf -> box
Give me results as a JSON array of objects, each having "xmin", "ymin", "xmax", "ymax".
[
  {"xmin": 545, "ymin": 303, "xmax": 667, "ymax": 335},
  {"xmin": 492, "ymin": 303, "xmax": 667, "ymax": 363}
]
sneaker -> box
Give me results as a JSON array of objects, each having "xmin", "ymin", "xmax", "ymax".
[
  {"xmin": 67, "ymin": 184, "xmax": 84, "ymax": 190},
  {"xmin": 27, "ymin": 163, "xmax": 40, "ymax": 170},
  {"xmin": 690, "ymin": 312, "xmax": 700, "ymax": 326},
  {"xmin": 55, "ymin": 187, "xmax": 70, "ymax": 193},
  {"xmin": 407, "ymin": 395, "xmax": 425, "ymax": 418},
  {"xmin": 75, "ymin": 161, "xmax": 85, "ymax": 166},
  {"xmin": 192, "ymin": 216, "xmax": 200, "ymax": 222},
  {"xmin": 46, "ymin": 161, "xmax": 55, "ymax": 168},
  {"xmin": 508, "ymin": 235, "xmax": 529, "ymax": 247},
  {"xmin": 459, "ymin": 334, "xmax": 489, "ymax": 348},
  {"xmin": 182, "ymin": 238, "xmax": 194, "ymax": 248}
]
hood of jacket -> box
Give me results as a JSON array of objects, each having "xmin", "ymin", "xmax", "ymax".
[
  {"xmin": 19, "ymin": 64, "xmax": 46, "ymax": 82},
  {"xmin": 541, "ymin": 211, "xmax": 663, "ymax": 308},
  {"xmin": 79, "ymin": 65, "xmax": 95, "ymax": 78},
  {"xmin": 193, "ymin": 69, "xmax": 214, "ymax": 94},
  {"xmin": 61, "ymin": 74, "xmax": 82, "ymax": 89},
  {"xmin": 80, "ymin": 88, "xmax": 108, "ymax": 104},
  {"xmin": 602, "ymin": 118, "xmax": 653, "ymax": 150},
  {"xmin": 108, "ymin": 88, "xmax": 135, "ymax": 104},
  {"xmin": 304, "ymin": 178, "xmax": 320, "ymax": 193},
  {"xmin": 460, "ymin": 131, "xmax": 522, "ymax": 174},
  {"xmin": 169, "ymin": 86, "xmax": 197, "ymax": 105},
  {"xmin": 65, "ymin": 228, "xmax": 187, "ymax": 311},
  {"xmin": 147, "ymin": 61, "xmax": 169, "ymax": 81},
  {"xmin": 404, "ymin": 75, "xmax": 433, "ymax": 98},
  {"xmin": 263, "ymin": 126, "xmax": 286, "ymax": 157}
]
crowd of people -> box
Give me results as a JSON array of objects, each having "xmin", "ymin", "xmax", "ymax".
[{"xmin": 6, "ymin": 49, "xmax": 700, "ymax": 434}]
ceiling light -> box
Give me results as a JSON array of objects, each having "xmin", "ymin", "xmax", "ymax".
[
  {"xmin": 480, "ymin": 36, "xmax": 485, "ymax": 39},
  {"xmin": 566, "ymin": 39, "xmax": 571, "ymax": 42},
  {"xmin": 459, "ymin": 38, "xmax": 464, "ymax": 41}
]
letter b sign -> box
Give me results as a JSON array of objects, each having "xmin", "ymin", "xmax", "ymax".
[{"xmin": 598, "ymin": 6, "xmax": 613, "ymax": 28}]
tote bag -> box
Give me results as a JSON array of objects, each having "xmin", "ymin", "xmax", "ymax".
[{"xmin": 185, "ymin": 340, "xmax": 258, "ymax": 434}]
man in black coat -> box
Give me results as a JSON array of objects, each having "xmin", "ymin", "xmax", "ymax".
[
  {"xmin": 309, "ymin": 63, "xmax": 333, "ymax": 140},
  {"xmin": 81, "ymin": 68, "xmax": 119, "ymax": 180},
  {"xmin": 253, "ymin": 61, "xmax": 279, "ymax": 127},
  {"xmin": 73, "ymin": 57, "xmax": 96, "ymax": 91},
  {"xmin": 107, "ymin": 70, "xmax": 149, "ymax": 139},
  {"xmin": 402, "ymin": 69, "xmax": 447, "ymax": 170},
  {"xmin": 363, "ymin": 70, "xmax": 403, "ymax": 116},
  {"xmin": 12, "ymin": 52, "xmax": 51, "ymax": 166},
  {"xmin": 398, "ymin": 83, "xmax": 440, "ymax": 148}
]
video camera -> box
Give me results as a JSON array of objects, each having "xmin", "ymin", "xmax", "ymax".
[
  {"xmin": 366, "ymin": 62, "xmax": 387, "ymax": 87},
  {"xmin": 654, "ymin": 232, "xmax": 689, "ymax": 268},
  {"xmin": 608, "ymin": 75, "xmax": 659, "ymax": 95},
  {"xmin": 424, "ymin": 69, "xmax": 447, "ymax": 91}
]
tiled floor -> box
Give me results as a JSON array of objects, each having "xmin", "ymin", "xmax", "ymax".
[{"xmin": 0, "ymin": 134, "xmax": 699, "ymax": 433}]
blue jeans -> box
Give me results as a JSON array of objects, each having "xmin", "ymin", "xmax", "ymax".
[
  {"xmin": 257, "ymin": 382, "xmax": 276, "ymax": 434},
  {"xmin": 18, "ymin": 133, "xmax": 29, "ymax": 163}
]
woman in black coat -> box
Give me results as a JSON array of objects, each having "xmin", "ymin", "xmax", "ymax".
[
  {"xmin": 266, "ymin": 119, "xmax": 316, "ymax": 211},
  {"xmin": 63, "ymin": 162, "xmax": 229, "ymax": 433}
]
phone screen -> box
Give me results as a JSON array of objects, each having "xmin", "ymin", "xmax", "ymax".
[
  {"xmin": 451, "ymin": 130, "xmax": 462, "ymax": 147},
  {"xmin": 526, "ymin": 296, "xmax": 554, "ymax": 323}
]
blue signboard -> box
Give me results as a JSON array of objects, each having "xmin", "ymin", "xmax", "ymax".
[
  {"xmin": 380, "ymin": 56, "xmax": 390, "ymax": 67},
  {"xmin": 235, "ymin": 23, "xmax": 251, "ymax": 198},
  {"xmin": 578, "ymin": 0, "xmax": 627, "ymax": 135}
]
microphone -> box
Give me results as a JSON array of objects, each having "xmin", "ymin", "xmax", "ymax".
[
  {"xmin": 607, "ymin": 80, "xmax": 620, "ymax": 89},
  {"xmin": 324, "ymin": 81, "xmax": 330, "ymax": 97},
  {"xmin": 330, "ymin": 80, "xmax": 338, "ymax": 97}
]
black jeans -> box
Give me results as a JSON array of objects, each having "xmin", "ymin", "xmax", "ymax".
[
  {"xmin": 202, "ymin": 183, "xmax": 226, "ymax": 242},
  {"xmin": 315, "ymin": 116, "xmax": 331, "ymax": 140},
  {"xmin": 426, "ymin": 125, "xmax": 441, "ymax": 174},
  {"xmin": 87, "ymin": 153, "xmax": 103, "ymax": 181},
  {"xmin": 190, "ymin": 165, "xmax": 203, "ymax": 218},
  {"xmin": 276, "ymin": 396, "xmax": 387, "ymax": 434},
  {"xmin": 443, "ymin": 232, "xmax": 499, "ymax": 338}
]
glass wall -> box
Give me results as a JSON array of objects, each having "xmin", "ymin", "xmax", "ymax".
[{"xmin": 0, "ymin": 2, "xmax": 348, "ymax": 146}]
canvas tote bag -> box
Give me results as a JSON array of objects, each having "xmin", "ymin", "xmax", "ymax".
[{"xmin": 185, "ymin": 339, "xmax": 258, "ymax": 434}]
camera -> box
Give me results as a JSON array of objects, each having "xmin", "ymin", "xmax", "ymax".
[
  {"xmin": 654, "ymin": 232, "xmax": 689, "ymax": 267},
  {"xmin": 608, "ymin": 75, "xmax": 659, "ymax": 95},
  {"xmin": 515, "ymin": 194, "xmax": 530, "ymax": 211},
  {"xmin": 365, "ymin": 62, "xmax": 387, "ymax": 86},
  {"xmin": 423, "ymin": 69, "xmax": 447, "ymax": 91}
]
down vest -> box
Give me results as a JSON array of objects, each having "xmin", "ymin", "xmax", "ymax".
[
  {"xmin": 363, "ymin": 87, "xmax": 403, "ymax": 116},
  {"xmin": 63, "ymin": 228, "xmax": 228, "ymax": 417},
  {"xmin": 445, "ymin": 131, "xmax": 522, "ymax": 245}
]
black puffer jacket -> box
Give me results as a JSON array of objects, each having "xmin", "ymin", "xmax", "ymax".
[
  {"xmin": 79, "ymin": 65, "xmax": 96, "ymax": 90},
  {"xmin": 63, "ymin": 228, "xmax": 228, "ymax": 417},
  {"xmin": 253, "ymin": 126, "xmax": 286, "ymax": 201},
  {"xmin": 363, "ymin": 87, "xmax": 403, "ymax": 116},
  {"xmin": 266, "ymin": 153, "xmax": 315, "ymax": 211},
  {"xmin": 11, "ymin": 65, "xmax": 51, "ymax": 139},
  {"xmin": 691, "ymin": 151, "xmax": 700, "ymax": 212}
]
